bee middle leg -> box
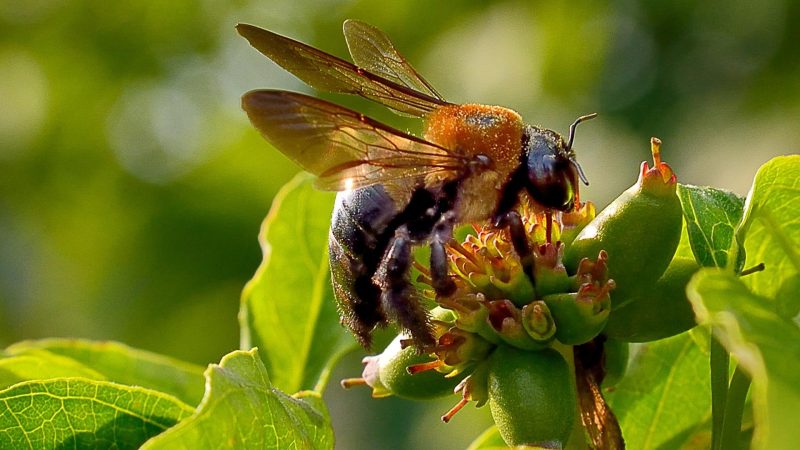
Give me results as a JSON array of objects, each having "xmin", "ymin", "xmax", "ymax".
[
  {"xmin": 496, "ymin": 210, "xmax": 534, "ymax": 283},
  {"xmin": 374, "ymin": 225, "xmax": 435, "ymax": 348}
]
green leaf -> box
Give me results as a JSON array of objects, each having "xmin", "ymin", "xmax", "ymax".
[
  {"xmin": 738, "ymin": 155, "xmax": 800, "ymax": 298},
  {"xmin": 141, "ymin": 348, "xmax": 334, "ymax": 450},
  {"xmin": 606, "ymin": 333, "xmax": 711, "ymax": 449},
  {"xmin": 674, "ymin": 216, "xmax": 695, "ymax": 260},
  {"xmin": 688, "ymin": 269, "xmax": 800, "ymax": 450},
  {"xmin": 0, "ymin": 349, "xmax": 105, "ymax": 390},
  {"xmin": 4, "ymin": 339, "xmax": 205, "ymax": 406},
  {"xmin": 241, "ymin": 174, "xmax": 355, "ymax": 394},
  {"xmin": 466, "ymin": 426, "xmax": 508, "ymax": 449},
  {"xmin": 677, "ymin": 184, "xmax": 745, "ymax": 270},
  {"xmin": 0, "ymin": 378, "xmax": 193, "ymax": 449}
]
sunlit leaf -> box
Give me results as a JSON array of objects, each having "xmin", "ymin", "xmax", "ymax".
[
  {"xmin": 674, "ymin": 216, "xmax": 695, "ymax": 261},
  {"xmin": 241, "ymin": 174, "xmax": 356, "ymax": 394},
  {"xmin": 738, "ymin": 155, "xmax": 800, "ymax": 298},
  {"xmin": 466, "ymin": 426, "xmax": 508, "ymax": 449},
  {"xmin": 688, "ymin": 269, "xmax": 800, "ymax": 450},
  {"xmin": 606, "ymin": 333, "xmax": 710, "ymax": 449},
  {"xmin": 0, "ymin": 349, "xmax": 104, "ymax": 390},
  {"xmin": 141, "ymin": 348, "xmax": 334, "ymax": 450},
  {"xmin": 0, "ymin": 378, "xmax": 193, "ymax": 449},
  {"xmin": 677, "ymin": 184, "xmax": 744, "ymax": 270},
  {"xmin": 4, "ymin": 339, "xmax": 205, "ymax": 406}
]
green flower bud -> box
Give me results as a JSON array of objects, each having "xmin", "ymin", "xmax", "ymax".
[
  {"xmin": 431, "ymin": 328, "xmax": 493, "ymax": 377},
  {"xmin": 560, "ymin": 201, "xmax": 597, "ymax": 246},
  {"xmin": 488, "ymin": 345, "xmax": 576, "ymax": 447},
  {"xmin": 441, "ymin": 360, "xmax": 491, "ymax": 423},
  {"xmin": 342, "ymin": 330, "xmax": 462, "ymax": 400},
  {"xmin": 564, "ymin": 138, "xmax": 683, "ymax": 309},
  {"xmin": 438, "ymin": 293, "xmax": 502, "ymax": 344},
  {"xmin": 521, "ymin": 301, "xmax": 557, "ymax": 344},
  {"xmin": 543, "ymin": 281, "xmax": 613, "ymax": 345},
  {"xmin": 486, "ymin": 300, "xmax": 548, "ymax": 350},
  {"xmin": 532, "ymin": 242, "xmax": 572, "ymax": 298},
  {"xmin": 603, "ymin": 256, "xmax": 699, "ymax": 342}
]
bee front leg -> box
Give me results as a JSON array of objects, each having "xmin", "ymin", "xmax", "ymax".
[
  {"xmin": 496, "ymin": 210, "xmax": 534, "ymax": 284},
  {"xmin": 430, "ymin": 212, "xmax": 457, "ymax": 298},
  {"xmin": 374, "ymin": 225, "xmax": 435, "ymax": 348}
]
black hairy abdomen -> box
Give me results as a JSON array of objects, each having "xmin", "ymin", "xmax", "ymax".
[{"xmin": 328, "ymin": 183, "xmax": 444, "ymax": 347}]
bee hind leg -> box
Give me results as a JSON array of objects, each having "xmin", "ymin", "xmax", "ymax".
[{"xmin": 373, "ymin": 226, "xmax": 435, "ymax": 349}]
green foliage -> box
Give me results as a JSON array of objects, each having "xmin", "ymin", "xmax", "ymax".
[
  {"xmin": 0, "ymin": 378, "xmax": 194, "ymax": 449},
  {"xmin": 688, "ymin": 270, "xmax": 800, "ymax": 450},
  {"xmin": 738, "ymin": 156, "xmax": 800, "ymax": 298},
  {"xmin": 4, "ymin": 339, "xmax": 205, "ymax": 405},
  {"xmin": 240, "ymin": 174, "xmax": 356, "ymax": 394},
  {"xmin": 682, "ymin": 156, "xmax": 800, "ymax": 450},
  {"xmin": 606, "ymin": 333, "xmax": 711, "ymax": 449},
  {"xmin": 141, "ymin": 349, "xmax": 333, "ymax": 450},
  {"xmin": 0, "ymin": 341, "xmax": 333, "ymax": 449},
  {"xmin": 677, "ymin": 184, "xmax": 745, "ymax": 271},
  {"xmin": 467, "ymin": 426, "xmax": 507, "ymax": 450}
]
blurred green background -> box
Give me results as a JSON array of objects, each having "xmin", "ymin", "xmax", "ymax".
[{"xmin": 1, "ymin": 0, "xmax": 797, "ymax": 448}]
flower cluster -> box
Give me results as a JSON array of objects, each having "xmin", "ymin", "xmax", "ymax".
[{"xmin": 344, "ymin": 193, "xmax": 614, "ymax": 422}]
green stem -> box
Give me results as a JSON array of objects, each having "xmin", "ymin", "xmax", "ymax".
[
  {"xmin": 710, "ymin": 334, "xmax": 730, "ymax": 450},
  {"xmin": 719, "ymin": 366, "xmax": 751, "ymax": 450}
]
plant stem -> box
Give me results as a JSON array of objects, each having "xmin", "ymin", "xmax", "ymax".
[
  {"xmin": 710, "ymin": 334, "xmax": 730, "ymax": 450},
  {"xmin": 720, "ymin": 366, "xmax": 751, "ymax": 450}
]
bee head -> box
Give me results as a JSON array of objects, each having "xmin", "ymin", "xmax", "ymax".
[{"xmin": 523, "ymin": 114, "xmax": 595, "ymax": 211}]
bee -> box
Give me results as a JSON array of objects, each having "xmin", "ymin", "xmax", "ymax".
[{"xmin": 238, "ymin": 20, "xmax": 596, "ymax": 349}]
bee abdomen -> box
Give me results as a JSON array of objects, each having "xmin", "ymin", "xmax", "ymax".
[{"xmin": 329, "ymin": 185, "xmax": 400, "ymax": 347}]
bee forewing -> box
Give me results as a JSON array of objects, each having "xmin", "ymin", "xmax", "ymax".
[{"xmin": 236, "ymin": 23, "xmax": 448, "ymax": 117}]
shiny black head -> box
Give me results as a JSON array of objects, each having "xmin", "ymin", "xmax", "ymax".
[{"xmin": 522, "ymin": 114, "xmax": 595, "ymax": 211}]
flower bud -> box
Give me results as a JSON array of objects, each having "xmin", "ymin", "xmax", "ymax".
[
  {"xmin": 560, "ymin": 201, "xmax": 597, "ymax": 246},
  {"xmin": 564, "ymin": 138, "xmax": 682, "ymax": 308},
  {"xmin": 603, "ymin": 256, "xmax": 699, "ymax": 342},
  {"xmin": 486, "ymin": 300, "xmax": 548, "ymax": 350},
  {"xmin": 521, "ymin": 301, "xmax": 557, "ymax": 344},
  {"xmin": 441, "ymin": 360, "xmax": 491, "ymax": 423},
  {"xmin": 488, "ymin": 345, "xmax": 576, "ymax": 447},
  {"xmin": 341, "ymin": 309, "xmax": 463, "ymax": 400},
  {"xmin": 543, "ymin": 281, "xmax": 613, "ymax": 345}
]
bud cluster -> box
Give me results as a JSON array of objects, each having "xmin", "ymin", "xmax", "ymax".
[{"xmin": 344, "ymin": 194, "xmax": 615, "ymax": 422}]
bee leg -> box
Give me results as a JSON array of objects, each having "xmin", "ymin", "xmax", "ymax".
[
  {"xmin": 501, "ymin": 210, "xmax": 535, "ymax": 284},
  {"xmin": 430, "ymin": 213, "xmax": 457, "ymax": 298},
  {"xmin": 374, "ymin": 226, "xmax": 435, "ymax": 348}
]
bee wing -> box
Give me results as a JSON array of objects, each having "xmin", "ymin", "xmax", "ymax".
[
  {"xmin": 343, "ymin": 20, "xmax": 443, "ymax": 101},
  {"xmin": 236, "ymin": 23, "xmax": 449, "ymax": 117},
  {"xmin": 574, "ymin": 343, "xmax": 625, "ymax": 449},
  {"xmin": 242, "ymin": 90, "xmax": 469, "ymax": 191}
]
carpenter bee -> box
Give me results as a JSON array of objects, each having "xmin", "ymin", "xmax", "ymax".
[{"xmin": 238, "ymin": 20, "xmax": 596, "ymax": 349}]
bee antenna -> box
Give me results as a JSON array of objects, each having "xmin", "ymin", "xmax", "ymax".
[
  {"xmin": 567, "ymin": 112, "xmax": 598, "ymax": 151},
  {"xmin": 572, "ymin": 158, "xmax": 590, "ymax": 186}
]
